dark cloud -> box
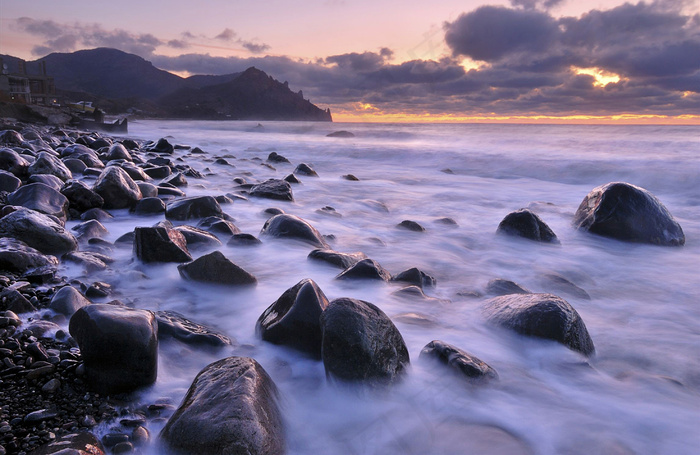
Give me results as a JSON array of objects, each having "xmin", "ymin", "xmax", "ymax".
[
  {"xmin": 510, "ymin": 0, "xmax": 565, "ymax": 10},
  {"xmin": 167, "ymin": 39, "xmax": 189, "ymax": 49},
  {"xmin": 325, "ymin": 49, "xmax": 393, "ymax": 72},
  {"xmin": 215, "ymin": 28, "xmax": 236, "ymax": 41},
  {"xmin": 241, "ymin": 41, "xmax": 271, "ymax": 54}
]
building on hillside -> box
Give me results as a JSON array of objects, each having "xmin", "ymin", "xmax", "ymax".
[{"xmin": 0, "ymin": 58, "xmax": 58, "ymax": 106}]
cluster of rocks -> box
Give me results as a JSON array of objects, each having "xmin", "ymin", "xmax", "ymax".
[{"xmin": 0, "ymin": 119, "xmax": 687, "ymax": 455}]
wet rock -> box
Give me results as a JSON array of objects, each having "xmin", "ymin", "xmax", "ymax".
[
  {"xmin": 321, "ymin": 297, "xmax": 409, "ymax": 384},
  {"xmin": 483, "ymin": 293, "xmax": 595, "ymax": 356},
  {"xmin": 260, "ymin": 214, "xmax": 328, "ymax": 248},
  {"xmin": 0, "ymin": 288, "xmax": 35, "ymax": 313},
  {"xmin": 145, "ymin": 138, "xmax": 174, "ymax": 154},
  {"xmin": 28, "ymin": 173, "xmax": 64, "ymax": 191},
  {"xmin": 61, "ymin": 180, "xmax": 105, "ymax": 212},
  {"xmin": 397, "ymin": 220, "xmax": 425, "ymax": 232},
  {"xmin": 197, "ymin": 216, "xmax": 240, "ymax": 236},
  {"xmin": 144, "ymin": 165, "xmax": 172, "ymax": 179},
  {"xmin": 392, "ymin": 286, "xmax": 447, "ymax": 303},
  {"xmin": 0, "ymin": 237, "xmax": 59, "ymax": 276},
  {"xmin": 93, "ymin": 166, "xmax": 142, "ymax": 209},
  {"xmin": 267, "ymin": 152, "xmax": 290, "ymax": 163},
  {"xmin": 317, "ymin": 206, "xmax": 341, "ymax": 217},
  {"xmin": 256, "ymin": 278, "xmax": 329, "ymax": 358},
  {"xmin": 173, "ymin": 225, "xmax": 222, "ymax": 249},
  {"xmin": 539, "ymin": 273, "xmax": 591, "ymax": 300},
  {"xmin": 106, "ymin": 143, "xmax": 132, "ymax": 161},
  {"xmin": 0, "ymin": 148, "xmax": 30, "ymax": 177},
  {"xmin": 335, "ymin": 258, "xmax": 391, "ymax": 281},
  {"xmin": 157, "ymin": 185, "xmax": 186, "ymax": 198},
  {"xmin": 62, "ymin": 157, "xmax": 88, "ymax": 174},
  {"xmin": 573, "ymin": 182, "xmax": 685, "ymax": 246},
  {"xmin": 0, "ymin": 130, "xmax": 25, "ymax": 145},
  {"xmin": 497, "ymin": 209, "xmax": 559, "ymax": 243},
  {"xmin": 69, "ymin": 304, "xmax": 158, "ymax": 394},
  {"xmin": 162, "ymin": 171, "xmax": 187, "ymax": 187},
  {"xmin": 133, "ymin": 197, "xmax": 166, "ymax": 215},
  {"xmin": 137, "ymin": 181, "xmax": 159, "ymax": 198},
  {"xmin": 165, "ymin": 196, "xmax": 222, "ymax": 221},
  {"xmin": 283, "ymin": 173, "xmax": 301, "ymax": 184},
  {"xmin": 134, "ymin": 226, "xmax": 192, "ymax": 263},
  {"xmin": 31, "ymin": 432, "xmax": 105, "ymax": 455},
  {"xmin": 342, "ymin": 174, "xmax": 359, "ymax": 181},
  {"xmin": 249, "ymin": 179, "xmax": 294, "ymax": 201},
  {"xmin": 391, "ymin": 267, "xmax": 436, "ymax": 288},
  {"xmin": 120, "ymin": 162, "xmax": 149, "ymax": 182},
  {"xmin": 0, "ymin": 207, "xmax": 78, "ymax": 255},
  {"xmin": 178, "ymin": 250, "xmax": 256, "ymax": 285},
  {"xmin": 419, "ymin": 340, "xmax": 498, "ymax": 382},
  {"xmin": 81, "ymin": 207, "xmax": 113, "ymax": 221},
  {"xmin": 85, "ymin": 281, "xmax": 112, "ymax": 299},
  {"xmin": 28, "ymin": 151, "xmax": 73, "ymax": 182},
  {"xmin": 72, "ymin": 219, "xmax": 108, "ymax": 241},
  {"xmin": 161, "ymin": 356, "xmax": 284, "ymax": 455},
  {"xmin": 8, "ymin": 182, "xmax": 70, "ymax": 221},
  {"xmin": 227, "ymin": 233, "xmax": 262, "ymax": 246},
  {"xmin": 25, "ymin": 320, "xmax": 61, "ymax": 337},
  {"xmin": 49, "ymin": 285, "xmax": 91, "ymax": 316},
  {"xmin": 308, "ymin": 248, "xmax": 367, "ymax": 269},
  {"xmin": 294, "ymin": 162, "xmax": 318, "ymax": 177},
  {"xmin": 62, "ymin": 251, "xmax": 111, "ymax": 272},
  {"xmin": 485, "ymin": 279, "xmax": 531, "ymax": 296},
  {"xmin": 24, "ymin": 409, "xmax": 58, "ymax": 425},
  {"xmin": 61, "ymin": 143, "xmax": 104, "ymax": 168},
  {"xmin": 0, "ymin": 169, "xmax": 21, "ymax": 192},
  {"xmin": 327, "ymin": 130, "xmax": 355, "ymax": 138},
  {"xmin": 156, "ymin": 310, "xmax": 233, "ymax": 348}
]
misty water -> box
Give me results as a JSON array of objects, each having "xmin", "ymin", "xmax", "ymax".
[{"xmin": 69, "ymin": 121, "xmax": 700, "ymax": 454}]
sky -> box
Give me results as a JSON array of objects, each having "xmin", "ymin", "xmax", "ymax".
[{"xmin": 1, "ymin": 0, "xmax": 699, "ymax": 123}]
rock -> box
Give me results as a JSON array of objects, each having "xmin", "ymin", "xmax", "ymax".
[
  {"xmin": 160, "ymin": 357, "xmax": 284, "ymax": 455},
  {"xmin": 145, "ymin": 138, "xmax": 174, "ymax": 154},
  {"xmin": 173, "ymin": 225, "xmax": 222, "ymax": 249},
  {"xmin": 85, "ymin": 281, "xmax": 112, "ymax": 299},
  {"xmin": 283, "ymin": 173, "xmax": 301, "ymax": 184},
  {"xmin": 249, "ymin": 179, "xmax": 294, "ymax": 201},
  {"xmin": 81, "ymin": 207, "xmax": 113, "ymax": 221},
  {"xmin": 134, "ymin": 226, "xmax": 192, "ymax": 263},
  {"xmin": 267, "ymin": 152, "xmax": 290, "ymax": 163},
  {"xmin": 41, "ymin": 377, "xmax": 61, "ymax": 393},
  {"xmin": 106, "ymin": 143, "xmax": 132, "ymax": 161},
  {"xmin": 573, "ymin": 182, "xmax": 685, "ymax": 246},
  {"xmin": 72, "ymin": 219, "xmax": 108, "ymax": 240},
  {"xmin": 144, "ymin": 165, "xmax": 172, "ymax": 179},
  {"xmin": 62, "ymin": 251, "xmax": 111, "ymax": 272},
  {"xmin": 307, "ymin": 248, "xmax": 367, "ymax": 269},
  {"xmin": 120, "ymin": 162, "xmax": 149, "ymax": 182},
  {"xmin": 397, "ymin": 220, "xmax": 425, "ymax": 232},
  {"xmin": 260, "ymin": 214, "xmax": 328, "ymax": 248},
  {"xmin": 133, "ymin": 197, "xmax": 166, "ymax": 215},
  {"xmin": 25, "ymin": 320, "xmax": 61, "ymax": 337},
  {"xmin": 165, "ymin": 196, "xmax": 222, "ymax": 221},
  {"xmin": 24, "ymin": 409, "xmax": 58, "ymax": 425},
  {"xmin": 93, "ymin": 166, "xmax": 142, "ymax": 209},
  {"xmin": 227, "ymin": 233, "xmax": 262, "ymax": 246},
  {"xmin": 0, "ymin": 207, "xmax": 78, "ymax": 255},
  {"xmin": 485, "ymin": 279, "xmax": 531, "ymax": 296},
  {"xmin": 419, "ymin": 340, "xmax": 498, "ymax": 382},
  {"xmin": 0, "ymin": 289, "xmax": 35, "ymax": 313},
  {"xmin": 392, "ymin": 286, "xmax": 447, "ymax": 303},
  {"xmin": 137, "ymin": 181, "xmax": 159, "ymax": 198},
  {"xmin": 497, "ymin": 209, "xmax": 559, "ymax": 243},
  {"xmin": 0, "ymin": 148, "xmax": 30, "ymax": 177},
  {"xmin": 256, "ymin": 278, "xmax": 329, "ymax": 358},
  {"xmin": 49, "ymin": 285, "xmax": 90, "ymax": 316},
  {"xmin": 321, "ymin": 297, "xmax": 409, "ymax": 384},
  {"xmin": 435, "ymin": 217, "xmax": 458, "ymax": 226},
  {"xmin": 62, "ymin": 157, "xmax": 88, "ymax": 174},
  {"xmin": 30, "ymin": 432, "xmax": 105, "ymax": 455},
  {"xmin": 178, "ymin": 250, "xmax": 256, "ymax": 285},
  {"xmin": 0, "ymin": 237, "xmax": 59, "ymax": 276},
  {"xmin": 61, "ymin": 143, "xmax": 104, "ymax": 168},
  {"xmin": 483, "ymin": 293, "xmax": 595, "ymax": 356},
  {"xmin": 294, "ymin": 163, "xmax": 318, "ymax": 177},
  {"xmin": 69, "ymin": 304, "xmax": 158, "ymax": 394},
  {"xmin": 197, "ymin": 216, "xmax": 240, "ymax": 236},
  {"xmin": 158, "ymin": 185, "xmax": 186, "ymax": 198},
  {"xmin": 162, "ymin": 171, "xmax": 187, "ymax": 187},
  {"xmin": 7, "ymin": 183, "xmax": 70, "ymax": 221},
  {"xmin": 0, "ymin": 170, "xmax": 21, "ymax": 192},
  {"xmin": 156, "ymin": 310, "xmax": 233, "ymax": 348},
  {"xmin": 391, "ymin": 267, "xmax": 436, "ymax": 288},
  {"xmin": 28, "ymin": 173, "xmax": 64, "ymax": 191},
  {"xmin": 335, "ymin": 258, "xmax": 391, "ymax": 281},
  {"xmin": 28, "ymin": 151, "xmax": 73, "ymax": 182},
  {"xmin": 327, "ymin": 130, "xmax": 355, "ymax": 138},
  {"xmin": 539, "ymin": 273, "xmax": 591, "ymax": 300},
  {"xmin": 342, "ymin": 174, "xmax": 359, "ymax": 181},
  {"xmin": 61, "ymin": 180, "xmax": 104, "ymax": 212}
]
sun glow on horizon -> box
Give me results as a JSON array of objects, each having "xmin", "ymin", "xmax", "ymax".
[{"xmin": 572, "ymin": 66, "xmax": 622, "ymax": 87}]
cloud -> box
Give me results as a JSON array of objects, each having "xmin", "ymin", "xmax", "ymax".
[
  {"xmin": 325, "ymin": 48, "xmax": 393, "ymax": 72},
  {"xmin": 241, "ymin": 41, "xmax": 271, "ymax": 54},
  {"xmin": 215, "ymin": 28, "xmax": 236, "ymax": 41}
]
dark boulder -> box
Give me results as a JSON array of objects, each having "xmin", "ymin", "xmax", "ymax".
[
  {"xmin": 335, "ymin": 258, "xmax": 391, "ymax": 281},
  {"xmin": 145, "ymin": 138, "xmax": 174, "ymax": 154},
  {"xmin": 294, "ymin": 163, "xmax": 318, "ymax": 177},
  {"xmin": 28, "ymin": 173, "xmax": 64, "ymax": 191},
  {"xmin": 160, "ymin": 357, "xmax": 284, "ymax": 455},
  {"xmin": 165, "ymin": 196, "xmax": 222, "ymax": 221},
  {"xmin": 249, "ymin": 179, "xmax": 294, "ymax": 201},
  {"xmin": 162, "ymin": 171, "xmax": 188, "ymax": 187},
  {"xmin": 397, "ymin": 220, "xmax": 425, "ymax": 232},
  {"xmin": 420, "ymin": 340, "xmax": 498, "ymax": 382},
  {"xmin": 497, "ymin": 209, "xmax": 559, "ymax": 243},
  {"xmin": 483, "ymin": 293, "xmax": 595, "ymax": 356},
  {"xmin": 327, "ymin": 130, "xmax": 355, "ymax": 138},
  {"xmin": 227, "ymin": 233, "xmax": 262, "ymax": 246},
  {"xmin": 27, "ymin": 151, "xmax": 73, "ymax": 182},
  {"xmin": 267, "ymin": 152, "xmax": 290, "ymax": 163},
  {"xmin": 62, "ymin": 157, "xmax": 88, "ymax": 174},
  {"xmin": 69, "ymin": 304, "xmax": 158, "ymax": 394},
  {"xmin": 538, "ymin": 273, "xmax": 591, "ymax": 300},
  {"xmin": 308, "ymin": 248, "xmax": 367, "ymax": 269},
  {"xmin": 0, "ymin": 169, "xmax": 21, "ymax": 192},
  {"xmin": 156, "ymin": 310, "xmax": 233, "ymax": 348},
  {"xmin": 178, "ymin": 250, "xmax": 256, "ymax": 285},
  {"xmin": 256, "ymin": 278, "xmax": 329, "ymax": 358},
  {"xmin": 71, "ymin": 219, "xmax": 109, "ymax": 241},
  {"xmin": 93, "ymin": 166, "xmax": 143, "ymax": 209},
  {"xmin": 0, "ymin": 238, "xmax": 58, "ymax": 277},
  {"xmin": 284, "ymin": 173, "xmax": 301, "ymax": 184},
  {"xmin": 260, "ymin": 214, "xmax": 328, "ymax": 248},
  {"xmin": 321, "ymin": 297, "xmax": 409, "ymax": 384},
  {"xmin": 81, "ymin": 207, "xmax": 113, "ymax": 221},
  {"xmin": 49, "ymin": 285, "xmax": 90, "ymax": 316},
  {"xmin": 61, "ymin": 180, "xmax": 105, "ymax": 212},
  {"xmin": 342, "ymin": 174, "xmax": 359, "ymax": 181},
  {"xmin": 197, "ymin": 216, "xmax": 240, "ymax": 236},
  {"xmin": 0, "ymin": 207, "xmax": 78, "ymax": 255},
  {"xmin": 31, "ymin": 432, "xmax": 105, "ymax": 455},
  {"xmin": 573, "ymin": 182, "xmax": 685, "ymax": 246},
  {"xmin": 120, "ymin": 162, "xmax": 150, "ymax": 182},
  {"xmin": 485, "ymin": 279, "xmax": 531, "ymax": 296},
  {"xmin": 7, "ymin": 183, "xmax": 69, "ymax": 222},
  {"xmin": 0, "ymin": 148, "xmax": 30, "ymax": 177},
  {"xmin": 133, "ymin": 197, "xmax": 166, "ymax": 215},
  {"xmin": 134, "ymin": 226, "xmax": 192, "ymax": 263},
  {"xmin": 173, "ymin": 225, "xmax": 222, "ymax": 249},
  {"xmin": 137, "ymin": 181, "xmax": 159, "ymax": 198},
  {"xmin": 391, "ymin": 267, "xmax": 436, "ymax": 288},
  {"xmin": 62, "ymin": 251, "xmax": 112, "ymax": 273},
  {"xmin": 0, "ymin": 289, "xmax": 34, "ymax": 313},
  {"xmin": 144, "ymin": 165, "xmax": 172, "ymax": 179},
  {"xmin": 0, "ymin": 130, "xmax": 24, "ymax": 146},
  {"xmin": 105, "ymin": 143, "xmax": 132, "ymax": 161}
]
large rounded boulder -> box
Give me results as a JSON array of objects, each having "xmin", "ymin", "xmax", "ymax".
[
  {"xmin": 69, "ymin": 304, "xmax": 158, "ymax": 394},
  {"xmin": 483, "ymin": 293, "xmax": 595, "ymax": 356},
  {"xmin": 0, "ymin": 148, "xmax": 30, "ymax": 177},
  {"xmin": 7, "ymin": 182, "xmax": 70, "ymax": 222},
  {"xmin": 0, "ymin": 237, "xmax": 58, "ymax": 277},
  {"xmin": 134, "ymin": 226, "xmax": 192, "ymax": 263},
  {"xmin": 256, "ymin": 278, "xmax": 329, "ymax": 358},
  {"xmin": 160, "ymin": 356, "xmax": 284, "ymax": 455},
  {"xmin": 497, "ymin": 209, "xmax": 559, "ymax": 243},
  {"xmin": 260, "ymin": 214, "xmax": 328, "ymax": 248},
  {"xmin": 0, "ymin": 207, "xmax": 78, "ymax": 255},
  {"xmin": 249, "ymin": 179, "xmax": 294, "ymax": 201},
  {"xmin": 93, "ymin": 166, "xmax": 143, "ymax": 209},
  {"xmin": 49, "ymin": 285, "xmax": 91, "ymax": 316},
  {"xmin": 321, "ymin": 297, "xmax": 409, "ymax": 384},
  {"xmin": 573, "ymin": 182, "xmax": 684, "ymax": 246},
  {"xmin": 177, "ymin": 250, "xmax": 256, "ymax": 285},
  {"xmin": 165, "ymin": 196, "xmax": 223, "ymax": 221},
  {"xmin": 27, "ymin": 151, "xmax": 73, "ymax": 182}
]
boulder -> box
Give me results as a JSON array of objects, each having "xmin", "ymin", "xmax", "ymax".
[
  {"xmin": 162, "ymin": 172, "xmax": 187, "ymax": 187},
  {"xmin": 69, "ymin": 304, "xmax": 158, "ymax": 394},
  {"xmin": 483, "ymin": 293, "xmax": 595, "ymax": 356},
  {"xmin": 121, "ymin": 162, "xmax": 149, "ymax": 181},
  {"xmin": 160, "ymin": 357, "xmax": 284, "ymax": 455},
  {"xmin": 267, "ymin": 152, "xmax": 290, "ymax": 163},
  {"xmin": 144, "ymin": 165, "xmax": 172, "ymax": 179},
  {"xmin": 145, "ymin": 138, "xmax": 174, "ymax": 154},
  {"xmin": 174, "ymin": 225, "xmax": 222, "ymax": 249},
  {"xmin": 294, "ymin": 163, "xmax": 318, "ymax": 177},
  {"xmin": 62, "ymin": 251, "xmax": 111, "ymax": 273},
  {"xmin": 227, "ymin": 233, "xmax": 262, "ymax": 247},
  {"xmin": 81, "ymin": 207, "xmax": 113, "ymax": 221},
  {"xmin": 93, "ymin": 166, "xmax": 143, "ymax": 209},
  {"xmin": 0, "ymin": 130, "xmax": 25, "ymax": 146},
  {"xmin": 0, "ymin": 238, "xmax": 58, "ymax": 276},
  {"xmin": 0, "ymin": 169, "xmax": 21, "ymax": 192},
  {"xmin": 335, "ymin": 258, "xmax": 391, "ymax": 281},
  {"xmin": 391, "ymin": 267, "xmax": 436, "ymax": 288},
  {"xmin": 497, "ymin": 209, "xmax": 559, "ymax": 243},
  {"xmin": 419, "ymin": 340, "xmax": 498, "ymax": 382},
  {"xmin": 321, "ymin": 297, "xmax": 409, "ymax": 384},
  {"xmin": 72, "ymin": 219, "xmax": 109, "ymax": 240},
  {"xmin": 178, "ymin": 250, "xmax": 256, "ymax": 285},
  {"xmin": 260, "ymin": 214, "xmax": 328, "ymax": 248},
  {"xmin": 249, "ymin": 179, "xmax": 294, "ymax": 201},
  {"xmin": 485, "ymin": 279, "xmax": 531, "ymax": 296},
  {"xmin": 62, "ymin": 157, "xmax": 88, "ymax": 174},
  {"xmin": 31, "ymin": 432, "xmax": 105, "ymax": 455},
  {"xmin": 105, "ymin": 143, "xmax": 132, "ymax": 161},
  {"xmin": 0, "ymin": 289, "xmax": 35, "ymax": 313},
  {"xmin": 133, "ymin": 197, "xmax": 166, "ymax": 215},
  {"xmin": 0, "ymin": 207, "xmax": 78, "ymax": 255},
  {"xmin": 165, "ymin": 196, "xmax": 222, "ymax": 221},
  {"xmin": 134, "ymin": 226, "xmax": 192, "ymax": 263},
  {"xmin": 156, "ymin": 310, "xmax": 233, "ymax": 348},
  {"xmin": 137, "ymin": 181, "xmax": 159, "ymax": 198},
  {"xmin": 397, "ymin": 220, "xmax": 425, "ymax": 232},
  {"xmin": 0, "ymin": 148, "xmax": 30, "ymax": 177},
  {"xmin": 197, "ymin": 216, "xmax": 240, "ymax": 236},
  {"xmin": 60, "ymin": 180, "xmax": 105, "ymax": 213},
  {"xmin": 28, "ymin": 151, "xmax": 73, "ymax": 182},
  {"xmin": 573, "ymin": 182, "xmax": 685, "ymax": 246},
  {"xmin": 307, "ymin": 248, "xmax": 367, "ymax": 269},
  {"xmin": 327, "ymin": 130, "xmax": 355, "ymax": 138},
  {"xmin": 28, "ymin": 174, "xmax": 64, "ymax": 191},
  {"xmin": 7, "ymin": 183, "xmax": 69, "ymax": 222},
  {"xmin": 284, "ymin": 173, "xmax": 301, "ymax": 184},
  {"xmin": 256, "ymin": 278, "xmax": 329, "ymax": 358},
  {"xmin": 49, "ymin": 285, "xmax": 91, "ymax": 316}
]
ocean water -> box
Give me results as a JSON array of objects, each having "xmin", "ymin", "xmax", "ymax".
[{"xmin": 74, "ymin": 121, "xmax": 700, "ymax": 454}]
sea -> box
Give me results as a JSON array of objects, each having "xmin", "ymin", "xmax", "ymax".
[{"xmin": 71, "ymin": 120, "xmax": 700, "ymax": 454}]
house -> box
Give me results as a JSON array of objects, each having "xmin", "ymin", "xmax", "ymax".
[{"xmin": 0, "ymin": 58, "xmax": 58, "ymax": 106}]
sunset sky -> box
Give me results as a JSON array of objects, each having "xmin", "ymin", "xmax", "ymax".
[{"xmin": 1, "ymin": 0, "xmax": 699, "ymax": 123}]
